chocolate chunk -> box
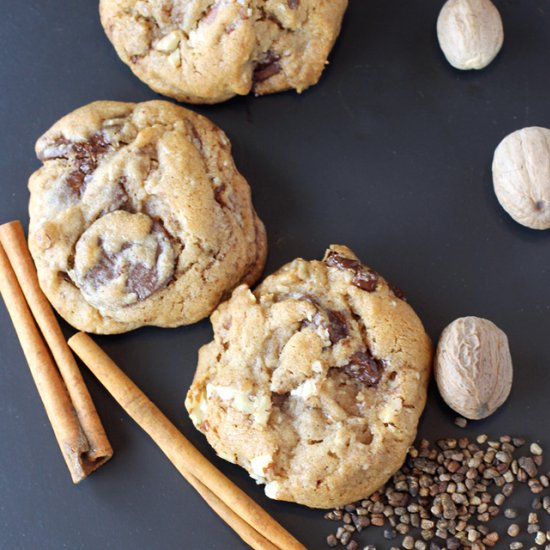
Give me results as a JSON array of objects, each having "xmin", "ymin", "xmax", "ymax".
[
  {"xmin": 126, "ymin": 262, "xmax": 159, "ymax": 301},
  {"xmin": 40, "ymin": 133, "xmax": 112, "ymax": 197},
  {"xmin": 352, "ymin": 269, "xmax": 378, "ymax": 292},
  {"xmin": 71, "ymin": 133, "xmax": 110, "ymax": 164},
  {"xmin": 65, "ymin": 170, "xmax": 87, "ymax": 196},
  {"xmin": 214, "ymin": 182, "xmax": 227, "ymax": 207},
  {"xmin": 325, "ymin": 251, "xmax": 361, "ymax": 271},
  {"xmin": 342, "ymin": 350, "xmax": 383, "ymax": 387},
  {"xmin": 86, "ymin": 251, "xmax": 121, "ymax": 287},
  {"xmin": 126, "ymin": 221, "xmax": 174, "ymax": 301},
  {"xmin": 84, "ymin": 221, "xmax": 174, "ymax": 303},
  {"xmin": 288, "ymin": 0, "xmax": 299, "ymax": 8},
  {"xmin": 327, "ymin": 310, "xmax": 348, "ymax": 344},
  {"xmin": 271, "ymin": 392, "xmax": 290, "ymax": 407},
  {"xmin": 102, "ymin": 177, "xmax": 131, "ymax": 215},
  {"xmin": 325, "ymin": 251, "xmax": 379, "ymax": 292},
  {"xmin": 253, "ymin": 52, "xmax": 281, "ymax": 83},
  {"xmin": 389, "ymin": 283, "xmax": 407, "ymax": 301}
]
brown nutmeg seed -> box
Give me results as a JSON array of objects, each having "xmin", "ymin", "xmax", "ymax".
[
  {"xmin": 435, "ymin": 316, "xmax": 513, "ymax": 420},
  {"xmin": 492, "ymin": 126, "xmax": 550, "ymax": 230},
  {"xmin": 437, "ymin": 0, "xmax": 504, "ymax": 70}
]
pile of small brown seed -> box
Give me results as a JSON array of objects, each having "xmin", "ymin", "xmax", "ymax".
[{"xmin": 324, "ymin": 436, "xmax": 549, "ymax": 550}]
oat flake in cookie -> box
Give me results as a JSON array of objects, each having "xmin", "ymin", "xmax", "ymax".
[
  {"xmin": 28, "ymin": 100, "xmax": 267, "ymax": 334},
  {"xmin": 186, "ymin": 245, "xmax": 432, "ymax": 508},
  {"xmin": 99, "ymin": 0, "xmax": 348, "ymax": 104}
]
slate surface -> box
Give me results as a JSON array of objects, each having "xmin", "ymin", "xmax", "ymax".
[{"xmin": 1, "ymin": 1, "xmax": 549, "ymax": 548}]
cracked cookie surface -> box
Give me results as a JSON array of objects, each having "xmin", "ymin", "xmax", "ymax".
[
  {"xmin": 186, "ymin": 245, "xmax": 432, "ymax": 508},
  {"xmin": 99, "ymin": 0, "xmax": 348, "ymax": 104},
  {"xmin": 28, "ymin": 100, "xmax": 267, "ymax": 334}
]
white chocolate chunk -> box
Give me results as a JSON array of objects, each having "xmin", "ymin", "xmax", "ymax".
[
  {"xmin": 290, "ymin": 378, "xmax": 318, "ymax": 400},
  {"xmin": 188, "ymin": 389, "xmax": 208, "ymax": 426},
  {"xmin": 379, "ymin": 396, "xmax": 403, "ymax": 423},
  {"xmin": 311, "ymin": 360, "xmax": 323, "ymax": 373},
  {"xmin": 250, "ymin": 454, "xmax": 273, "ymax": 483},
  {"xmin": 155, "ymin": 31, "xmax": 181, "ymax": 53},
  {"xmin": 264, "ymin": 481, "xmax": 280, "ymax": 499},
  {"xmin": 252, "ymin": 395, "xmax": 271, "ymax": 426},
  {"xmin": 206, "ymin": 385, "xmax": 271, "ymax": 427}
]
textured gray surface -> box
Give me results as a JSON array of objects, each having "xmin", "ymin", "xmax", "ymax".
[{"xmin": 1, "ymin": 1, "xmax": 549, "ymax": 549}]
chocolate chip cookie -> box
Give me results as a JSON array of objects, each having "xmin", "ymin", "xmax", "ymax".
[
  {"xmin": 99, "ymin": 0, "xmax": 348, "ymax": 104},
  {"xmin": 28, "ymin": 100, "xmax": 267, "ymax": 334},
  {"xmin": 186, "ymin": 245, "xmax": 432, "ymax": 508}
]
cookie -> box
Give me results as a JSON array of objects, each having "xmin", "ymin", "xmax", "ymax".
[
  {"xmin": 28, "ymin": 100, "xmax": 267, "ymax": 334},
  {"xmin": 186, "ymin": 245, "xmax": 432, "ymax": 508},
  {"xmin": 99, "ymin": 0, "xmax": 348, "ymax": 104}
]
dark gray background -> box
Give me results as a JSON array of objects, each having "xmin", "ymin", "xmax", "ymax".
[{"xmin": 1, "ymin": 1, "xmax": 549, "ymax": 549}]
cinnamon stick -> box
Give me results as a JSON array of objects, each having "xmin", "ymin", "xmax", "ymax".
[
  {"xmin": 0, "ymin": 220, "xmax": 112, "ymax": 480},
  {"xmin": 69, "ymin": 332, "xmax": 306, "ymax": 550},
  {"xmin": 185, "ymin": 470, "xmax": 279, "ymax": 550},
  {"xmin": 0, "ymin": 242, "xmax": 110, "ymax": 482}
]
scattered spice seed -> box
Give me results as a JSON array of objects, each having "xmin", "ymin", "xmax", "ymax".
[
  {"xmin": 324, "ymin": 435, "xmax": 549, "ymax": 548},
  {"xmin": 340, "ymin": 530, "xmax": 351, "ymax": 545},
  {"xmin": 530, "ymin": 479, "xmax": 544, "ymax": 494},
  {"xmin": 483, "ymin": 531, "xmax": 499, "ymax": 546},
  {"xmin": 531, "ymin": 443, "xmax": 544, "ymax": 456},
  {"xmin": 529, "ymin": 512, "xmax": 539, "ymax": 524},
  {"xmin": 454, "ymin": 417, "xmax": 468, "ymax": 428}
]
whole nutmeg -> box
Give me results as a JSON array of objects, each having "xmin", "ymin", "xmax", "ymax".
[
  {"xmin": 435, "ymin": 317, "xmax": 513, "ymax": 420},
  {"xmin": 437, "ymin": 0, "xmax": 504, "ymax": 70},
  {"xmin": 492, "ymin": 127, "xmax": 550, "ymax": 230}
]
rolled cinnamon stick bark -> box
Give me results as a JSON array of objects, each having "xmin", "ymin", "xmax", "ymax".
[
  {"xmin": 186, "ymin": 471, "xmax": 280, "ymax": 550},
  {"xmin": 69, "ymin": 332, "xmax": 306, "ymax": 550},
  {"xmin": 0, "ymin": 221, "xmax": 112, "ymax": 470},
  {"xmin": 0, "ymin": 243, "xmax": 106, "ymax": 482}
]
